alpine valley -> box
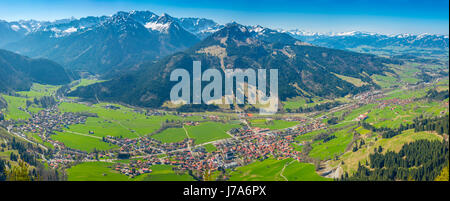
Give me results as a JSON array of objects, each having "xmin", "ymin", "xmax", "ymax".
[{"xmin": 0, "ymin": 10, "xmax": 448, "ymax": 182}]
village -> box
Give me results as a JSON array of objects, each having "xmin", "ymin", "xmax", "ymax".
[
  {"xmin": 0, "ymin": 87, "xmax": 426, "ymax": 180},
  {"xmin": 94, "ymin": 117, "xmax": 327, "ymax": 178}
]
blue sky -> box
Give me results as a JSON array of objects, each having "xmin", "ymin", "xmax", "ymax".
[{"xmin": 0, "ymin": 0, "xmax": 448, "ymax": 35}]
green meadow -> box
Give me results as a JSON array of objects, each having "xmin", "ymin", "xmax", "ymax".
[
  {"xmin": 68, "ymin": 79, "xmax": 106, "ymax": 93},
  {"xmin": 371, "ymin": 74, "xmax": 398, "ymax": 88},
  {"xmin": 67, "ymin": 162, "xmax": 130, "ymax": 181},
  {"xmin": 52, "ymin": 131, "xmax": 117, "ymax": 152},
  {"xmin": 230, "ymin": 158, "xmax": 330, "ymax": 181},
  {"xmin": 338, "ymin": 129, "xmax": 443, "ymax": 174},
  {"xmin": 282, "ymin": 97, "xmax": 337, "ymax": 110},
  {"xmin": 150, "ymin": 127, "xmax": 187, "ymax": 143},
  {"xmin": 186, "ymin": 122, "xmax": 240, "ymax": 144},
  {"xmin": 308, "ymin": 125, "xmax": 356, "ymax": 160},
  {"xmin": 67, "ymin": 162, "xmax": 195, "ymax": 181},
  {"xmin": 365, "ymin": 101, "xmax": 446, "ymax": 128},
  {"xmin": 59, "ymin": 102, "xmax": 183, "ymax": 137},
  {"xmin": 66, "ymin": 117, "xmax": 139, "ymax": 138},
  {"xmin": 249, "ymin": 119, "xmax": 298, "ymax": 130},
  {"xmin": 55, "ymin": 102, "xmax": 242, "ymax": 150},
  {"xmin": 382, "ymin": 87, "xmax": 428, "ymax": 100},
  {"xmin": 16, "ymin": 83, "xmax": 61, "ymax": 98},
  {"xmin": 1, "ymin": 95, "xmax": 30, "ymax": 120},
  {"xmin": 203, "ymin": 144, "xmax": 217, "ymax": 152},
  {"xmin": 133, "ymin": 165, "xmax": 195, "ymax": 181}
]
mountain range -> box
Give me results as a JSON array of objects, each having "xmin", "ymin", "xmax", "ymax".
[
  {"xmin": 1, "ymin": 10, "xmax": 447, "ymax": 109},
  {"xmin": 1, "ymin": 11, "xmax": 448, "ymax": 77},
  {"xmin": 68, "ymin": 23, "xmax": 400, "ymax": 108},
  {"xmin": 283, "ymin": 30, "xmax": 449, "ymax": 54},
  {"xmin": 0, "ymin": 11, "xmax": 222, "ymax": 75}
]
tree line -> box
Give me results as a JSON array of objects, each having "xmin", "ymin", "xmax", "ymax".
[
  {"xmin": 341, "ymin": 139, "xmax": 449, "ymax": 181},
  {"xmin": 285, "ymin": 101, "xmax": 342, "ymax": 113},
  {"xmin": 361, "ymin": 114, "xmax": 449, "ymax": 138}
]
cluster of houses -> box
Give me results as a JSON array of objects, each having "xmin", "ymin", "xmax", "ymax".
[
  {"xmin": 100, "ymin": 118, "xmax": 327, "ymax": 179},
  {"xmin": 103, "ymin": 104, "xmax": 120, "ymax": 110},
  {"xmin": 184, "ymin": 121, "xmax": 200, "ymax": 126},
  {"xmin": 115, "ymin": 161, "xmax": 152, "ymax": 177},
  {"xmin": 353, "ymin": 90, "xmax": 383, "ymax": 104},
  {"xmin": 13, "ymin": 106, "xmax": 87, "ymax": 137},
  {"xmin": 354, "ymin": 113, "xmax": 369, "ymax": 121}
]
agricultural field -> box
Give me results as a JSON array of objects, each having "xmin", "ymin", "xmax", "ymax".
[
  {"xmin": 382, "ymin": 87, "xmax": 428, "ymax": 100},
  {"xmin": 295, "ymin": 129, "xmax": 324, "ymax": 142},
  {"xmin": 333, "ymin": 73, "xmax": 368, "ymax": 87},
  {"xmin": 67, "ymin": 162, "xmax": 195, "ymax": 181},
  {"xmin": 1, "ymin": 95, "xmax": 30, "ymax": 120},
  {"xmin": 229, "ymin": 158, "xmax": 330, "ymax": 181},
  {"xmin": 150, "ymin": 128, "xmax": 187, "ymax": 143},
  {"xmin": 203, "ymin": 144, "xmax": 217, "ymax": 152},
  {"xmin": 65, "ymin": 117, "xmax": 140, "ymax": 138},
  {"xmin": 186, "ymin": 122, "xmax": 240, "ymax": 144},
  {"xmin": 249, "ymin": 119, "xmax": 298, "ymax": 130},
  {"xmin": 388, "ymin": 63, "xmax": 422, "ymax": 84},
  {"xmin": 371, "ymin": 73, "xmax": 399, "ymax": 88},
  {"xmin": 16, "ymin": 83, "xmax": 61, "ymax": 98},
  {"xmin": 67, "ymin": 162, "xmax": 130, "ymax": 181},
  {"xmin": 282, "ymin": 96, "xmax": 346, "ymax": 110},
  {"xmin": 343, "ymin": 104, "xmax": 376, "ymax": 121},
  {"xmin": 24, "ymin": 132, "xmax": 54, "ymax": 149},
  {"xmin": 52, "ymin": 131, "xmax": 117, "ymax": 152},
  {"xmin": 59, "ymin": 102, "xmax": 182, "ymax": 136},
  {"xmin": 308, "ymin": 125, "xmax": 356, "ymax": 160},
  {"xmin": 68, "ymin": 79, "xmax": 106, "ymax": 93},
  {"xmin": 365, "ymin": 101, "xmax": 446, "ymax": 128},
  {"xmin": 133, "ymin": 165, "xmax": 195, "ymax": 181},
  {"xmin": 1, "ymin": 83, "xmax": 63, "ymax": 119}
]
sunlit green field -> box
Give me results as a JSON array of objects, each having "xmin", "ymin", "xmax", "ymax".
[
  {"xmin": 203, "ymin": 144, "xmax": 217, "ymax": 152},
  {"xmin": 133, "ymin": 165, "xmax": 195, "ymax": 181},
  {"xmin": 382, "ymin": 87, "xmax": 428, "ymax": 100},
  {"xmin": 282, "ymin": 97, "xmax": 348, "ymax": 110},
  {"xmin": 16, "ymin": 83, "xmax": 61, "ymax": 98},
  {"xmin": 66, "ymin": 117, "xmax": 140, "ymax": 138},
  {"xmin": 186, "ymin": 122, "xmax": 240, "ymax": 144},
  {"xmin": 52, "ymin": 131, "xmax": 117, "ymax": 152},
  {"xmin": 308, "ymin": 125, "xmax": 356, "ymax": 160},
  {"xmin": 59, "ymin": 102, "xmax": 202, "ymax": 136},
  {"xmin": 68, "ymin": 79, "xmax": 106, "ymax": 93},
  {"xmin": 1, "ymin": 95, "xmax": 30, "ymax": 120},
  {"xmin": 67, "ymin": 162, "xmax": 195, "ymax": 181},
  {"xmin": 249, "ymin": 119, "xmax": 298, "ymax": 130},
  {"xmin": 365, "ymin": 101, "xmax": 446, "ymax": 128},
  {"xmin": 150, "ymin": 127, "xmax": 187, "ymax": 143},
  {"xmin": 67, "ymin": 162, "xmax": 130, "ymax": 181},
  {"xmin": 371, "ymin": 74, "xmax": 398, "ymax": 88},
  {"xmin": 230, "ymin": 158, "xmax": 330, "ymax": 181}
]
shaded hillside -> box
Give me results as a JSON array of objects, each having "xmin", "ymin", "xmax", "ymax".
[
  {"xmin": 0, "ymin": 49, "xmax": 71, "ymax": 92},
  {"xmin": 70, "ymin": 23, "xmax": 401, "ymax": 108}
]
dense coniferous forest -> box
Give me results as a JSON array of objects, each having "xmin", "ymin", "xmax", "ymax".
[
  {"xmin": 0, "ymin": 49, "xmax": 71, "ymax": 92},
  {"xmin": 424, "ymin": 89, "xmax": 449, "ymax": 101},
  {"xmin": 342, "ymin": 140, "xmax": 449, "ymax": 181},
  {"xmin": 0, "ymin": 159, "xmax": 7, "ymax": 181},
  {"xmin": 10, "ymin": 138, "xmax": 40, "ymax": 166}
]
